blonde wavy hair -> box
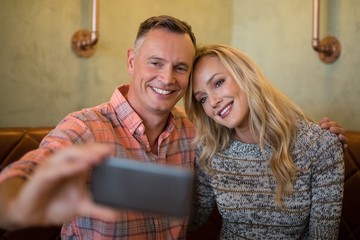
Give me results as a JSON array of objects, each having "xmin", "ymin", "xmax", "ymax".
[{"xmin": 184, "ymin": 44, "xmax": 311, "ymax": 206}]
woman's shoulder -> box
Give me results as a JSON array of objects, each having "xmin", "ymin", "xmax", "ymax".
[
  {"xmin": 293, "ymin": 119, "xmax": 342, "ymax": 155},
  {"xmin": 296, "ymin": 120, "xmax": 338, "ymax": 141}
]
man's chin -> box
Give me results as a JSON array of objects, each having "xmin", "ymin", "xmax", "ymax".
[
  {"xmin": 154, "ymin": 105, "xmax": 175, "ymax": 113},
  {"xmin": 152, "ymin": 102, "xmax": 177, "ymax": 113}
]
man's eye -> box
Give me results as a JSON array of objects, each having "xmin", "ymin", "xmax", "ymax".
[
  {"xmin": 215, "ymin": 79, "xmax": 224, "ymax": 88},
  {"xmin": 176, "ymin": 66, "xmax": 188, "ymax": 73},
  {"xmin": 150, "ymin": 61, "xmax": 162, "ymax": 67}
]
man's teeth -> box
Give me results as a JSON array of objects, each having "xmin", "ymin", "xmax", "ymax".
[
  {"xmin": 220, "ymin": 104, "xmax": 231, "ymax": 116},
  {"xmin": 153, "ymin": 87, "xmax": 172, "ymax": 95}
]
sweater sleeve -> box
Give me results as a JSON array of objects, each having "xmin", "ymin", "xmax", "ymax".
[
  {"xmin": 308, "ymin": 131, "xmax": 344, "ymax": 239},
  {"xmin": 189, "ymin": 146, "xmax": 217, "ymax": 227}
]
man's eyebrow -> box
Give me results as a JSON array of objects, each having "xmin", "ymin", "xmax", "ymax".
[
  {"xmin": 148, "ymin": 56, "xmax": 191, "ymax": 69},
  {"xmin": 147, "ymin": 56, "xmax": 164, "ymax": 61}
]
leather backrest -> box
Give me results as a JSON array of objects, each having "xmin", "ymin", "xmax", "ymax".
[
  {"xmin": 1, "ymin": 127, "xmax": 359, "ymax": 240},
  {"xmin": 0, "ymin": 127, "xmax": 61, "ymax": 240},
  {"xmin": 0, "ymin": 127, "xmax": 53, "ymax": 171},
  {"xmin": 339, "ymin": 131, "xmax": 360, "ymax": 240}
]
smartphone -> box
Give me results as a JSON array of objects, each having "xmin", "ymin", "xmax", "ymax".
[{"xmin": 91, "ymin": 157, "xmax": 194, "ymax": 218}]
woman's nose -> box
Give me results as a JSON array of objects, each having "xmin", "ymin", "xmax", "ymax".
[{"xmin": 209, "ymin": 93, "xmax": 222, "ymax": 108}]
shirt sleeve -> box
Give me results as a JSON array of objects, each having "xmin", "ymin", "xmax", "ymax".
[
  {"xmin": 308, "ymin": 132, "xmax": 344, "ymax": 239},
  {"xmin": 0, "ymin": 114, "xmax": 94, "ymax": 183}
]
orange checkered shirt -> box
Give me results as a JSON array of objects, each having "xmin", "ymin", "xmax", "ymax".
[{"xmin": 0, "ymin": 84, "xmax": 196, "ymax": 239}]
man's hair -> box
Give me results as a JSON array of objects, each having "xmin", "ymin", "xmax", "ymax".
[{"xmin": 135, "ymin": 15, "xmax": 196, "ymax": 48}]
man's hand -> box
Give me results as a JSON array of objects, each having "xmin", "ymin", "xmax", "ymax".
[
  {"xmin": 0, "ymin": 144, "xmax": 119, "ymax": 230},
  {"xmin": 319, "ymin": 117, "xmax": 348, "ymax": 150}
]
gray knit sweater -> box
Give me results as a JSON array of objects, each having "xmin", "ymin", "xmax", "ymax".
[{"xmin": 191, "ymin": 121, "xmax": 344, "ymax": 239}]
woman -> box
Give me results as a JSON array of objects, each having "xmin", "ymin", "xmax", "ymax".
[{"xmin": 184, "ymin": 45, "xmax": 344, "ymax": 239}]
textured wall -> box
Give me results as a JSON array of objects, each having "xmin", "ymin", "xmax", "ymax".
[
  {"xmin": 0, "ymin": 0, "xmax": 232, "ymax": 127},
  {"xmin": 1, "ymin": 0, "xmax": 358, "ymax": 131},
  {"xmin": 232, "ymin": 0, "xmax": 360, "ymax": 131}
]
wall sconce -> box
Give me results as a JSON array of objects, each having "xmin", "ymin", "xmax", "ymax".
[
  {"xmin": 71, "ymin": 0, "xmax": 99, "ymax": 58},
  {"xmin": 312, "ymin": 0, "xmax": 341, "ymax": 64}
]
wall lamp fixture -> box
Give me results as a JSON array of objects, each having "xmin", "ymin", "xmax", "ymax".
[
  {"xmin": 71, "ymin": 0, "xmax": 99, "ymax": 58},
  {"xmin": 312, "ymin": 0, "xmax": 341, "ymax": 64}
]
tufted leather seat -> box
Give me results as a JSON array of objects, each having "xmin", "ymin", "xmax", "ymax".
[
  {"xmin": 0, "ymin": 127, "xmax": 61, "ymax": 240},
  {"xmin": 0, "ymin": 127, "xmax": 54, "ymax": 171},
  {"xmin": 338, "ymin": 131, "xmax": 360, "ymax": 240},
  {"xmin": 0, "ymin": 127, "xmax": 359, "ymax": 240}
]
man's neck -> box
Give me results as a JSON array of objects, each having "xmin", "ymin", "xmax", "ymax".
[
  {"xmin": 142, "ymin": 111, "xmax": 170, "ymax": 154},
  {"xmin": 125, "ymin": 87, "xmax": 173, "ymax": 154}
]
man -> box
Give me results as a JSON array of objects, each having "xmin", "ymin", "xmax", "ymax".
[
  {"xmin": 0, "ymin": 15, "xmax": 196, "ymax": 239},
  {"xmin": 0, "ymin": 15, "xmax": 346, "ymax": 239}
]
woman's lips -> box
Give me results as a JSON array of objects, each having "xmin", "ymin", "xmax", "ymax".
[{"xmin": 217, "ymin": 101, "xmax": 233, "ymax": 118}]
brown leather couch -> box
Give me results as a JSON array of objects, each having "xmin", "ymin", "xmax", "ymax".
[
  {"xmin": 0, "ymin": 127, "xmax": 359, "ymax": 240},
  {"xmin": 0, "ymin": 127, "xmax": 61, "ymax": 240}
]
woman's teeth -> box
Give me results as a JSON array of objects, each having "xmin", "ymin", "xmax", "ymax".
[{"xmin": 219, "ymin": 104, "xmax": 232, "ymax": 116}]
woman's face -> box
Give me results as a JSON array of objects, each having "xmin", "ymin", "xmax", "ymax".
[{"xmin": 192, "ymin": 55, "xmax": 250, "ymax": 131}]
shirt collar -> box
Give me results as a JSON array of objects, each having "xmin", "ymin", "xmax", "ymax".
[{"xmin": 110, "ymin": 84, "xmax": 176, "ymax": 136}]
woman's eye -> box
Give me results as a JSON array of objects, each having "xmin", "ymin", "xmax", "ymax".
[
  {"xmin": 215, "ymin": 79, "xmax": 224, "ymax": 88},
  {"xmin": 199, "ymin": 96, "xmax": 207, "ymax": 104}
]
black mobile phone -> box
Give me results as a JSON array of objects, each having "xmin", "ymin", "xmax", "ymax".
[{"xmin": 91, "ymin": 157, "xmax": 194, "ymax": 217}]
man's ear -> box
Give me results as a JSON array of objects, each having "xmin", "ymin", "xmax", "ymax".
[{"xmin": 127, "ymin": 48, "xmax": 135, "ymax": 74}]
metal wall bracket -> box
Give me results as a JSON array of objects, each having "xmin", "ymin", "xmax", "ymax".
[
  {"xmin": 312, "ymin": 0, "xmax": 341, "ymax": 64},
  {"xmin": 71, "ymin": 0, "xmax": 99, "ymax": 58}
]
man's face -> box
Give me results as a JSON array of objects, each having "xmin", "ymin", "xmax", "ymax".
[{"xmin": 127, "ymin": 28, "xmax": 195, "ymax": 117}]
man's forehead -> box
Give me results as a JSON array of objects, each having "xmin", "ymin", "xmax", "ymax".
[
  {"xmin": 140, "ymin": 40, "xmax": 194, "ymax": 62},
  {"xmin": 140, "ymin": 29, "xmax": 194, "ymax": 50}
]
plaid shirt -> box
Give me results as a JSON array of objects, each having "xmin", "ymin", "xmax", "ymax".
[{"xmin": 0, "ymin": 84, "xmax": 196, "ymax": 239}]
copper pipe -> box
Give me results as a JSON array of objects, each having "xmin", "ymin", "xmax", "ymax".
[
  {"xmin": 311, "ymin": 0, "xmax": 341, "ymax": 64},
  {"xmin": 90, "ymin": 0, "xmax": 99, "ymax": 46},
  {"xmin": 312, "ymin": 0, "xmax": 320, "ymax": 51},
  {"xmin": 71, "ymin": 0, "xmax": 100, "ymax": 58}
]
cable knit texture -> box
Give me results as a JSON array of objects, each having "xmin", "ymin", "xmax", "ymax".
[{"xmin": 191, "ymin": 120, "xmax": 344, "ymax": 240}]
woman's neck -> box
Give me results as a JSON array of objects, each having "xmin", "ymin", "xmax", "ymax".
[{"xmin": 232, "ymin": 127, "xmax": 258, "ymax": 144}]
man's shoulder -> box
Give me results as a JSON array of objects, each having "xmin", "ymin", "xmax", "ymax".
[
  {"xmin": 170, "ymin": 107, "xmax": 196, "ymax": 138},
  {"xmin": 67, "ymin": 102, "xmax": 113, "ymax": 122},
  {"xmin": 171, "ymin": 106, "xmax": 187, "ymax": 117},
  {"xmin": 171, "ymin": 107, "xmax": 192, "ymax": 123}
]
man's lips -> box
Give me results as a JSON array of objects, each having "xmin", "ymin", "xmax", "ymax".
[{"xmin": 152, "ymin": 86, "xmax": 173, "ymax": 95}]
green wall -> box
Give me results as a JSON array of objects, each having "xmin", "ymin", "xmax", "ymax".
[
  {"xmin": 1, "ymin": 0, "xmax": 359, "ymax": 131},
  {"xmin": 232, "ymin": 0, "xmax": 360, "ymax": 131},
  {"xmin": 0, "ymin": 0, "xmax": 232, "ymax": 127}
]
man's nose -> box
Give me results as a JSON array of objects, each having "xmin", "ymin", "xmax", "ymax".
[{"xmin": 161, "ymin": 67, "xmax": 176, "ymax": 84}]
